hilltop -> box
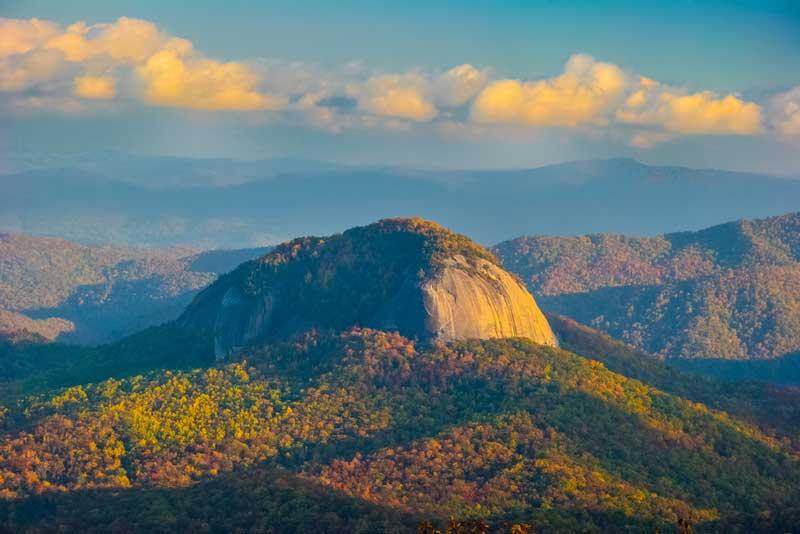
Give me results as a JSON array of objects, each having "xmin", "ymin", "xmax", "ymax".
[
  {"xmin": 180, "ymin": 218, "xmax": 557, "ymax": 359},
  {"xmin": 494, "ymin": 212, "xmax": 800, "ymax": 360}
]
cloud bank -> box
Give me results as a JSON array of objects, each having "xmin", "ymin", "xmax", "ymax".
[
  {"xmin": 1, "ymin": 16, "xmax": 797, "ymax": 148},
  {"xmin": 471, "ymin": 54, "xmax": 763, "ymax": 145},
  {"xmin": 769, "ymin": 86, "xmax": 800, "ymax": 140},
  {"xmin": 0, "ymin": 17, "xmax": 284, "ymax": 111}
]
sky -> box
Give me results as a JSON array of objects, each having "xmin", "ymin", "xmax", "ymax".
[{"xmin": 2, "ymin": 0, "xmax": 800, "ymax": 173}]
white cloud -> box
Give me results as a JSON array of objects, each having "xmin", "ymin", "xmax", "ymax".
[
  {"xmin": 0, "ymin": 16, "xmax": 285, "ymax": 111},
  {"xmin": 0, "ymin": 18, "xmax": 60, "ymax": 57},
  {"xmin": 768, "ymin": 86, "xmax": 800, "ymax": 140},
  {"xmin": 73, "ymin": 75, "xmax": 115, "ymax": 99},
  {"xmin": 616, "ymin": 79, "xmax": 762, "ymax": 136},
  {"xmin": 347, "ymin": 64, "xmax": 488, "ymax": 122},
  {"xmin": 432, "ymin": 64, "xmax": 490, "ymax": 107},
  {"xmin": 0, "ymin": 48, "xmax": 69, "ymax": 91},
  {"xmin": 472, "ymin": 55, "xmax": 628, "ymax": 127},
  {"xmin": 137, "ymin": 50, "xmax": 287, "ymax": 110},
  {"xmin": 471, "ymin": 54, "xmax": 763, "ymax": 144},
  {"xmin": 353, "ymin": 72, "xmax": 437, "ymax": 121}
]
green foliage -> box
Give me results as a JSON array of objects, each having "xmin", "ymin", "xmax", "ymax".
[
  {"xmin": 0, "ymin": 323, "xmax": 214, "ymax": 399},
  {"xmin": 0, "ymin": 329, "xmax": 798, "ymax": 532},
  {"xmin": 672, "ymin": 351, "xmax": 800, "ymax": 386},
  {"xmin": 0, "ymin": 232, "xmax": 267, "ymax": 344},
  {"xmin": 493, "ymin": 212, "xmax": 800, "ymax": 360},
  {"xmin": 549, "ymin": 314, "xmax": 800, "ymax": 444}
]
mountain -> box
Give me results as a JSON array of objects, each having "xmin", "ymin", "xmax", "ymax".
[
  {"xmin": 3, "ymin": 157, "xmax": 799, "ymax": 247},
  {"xmin": 179, "ymin": 218, "xmax": 557, "ymax": 359},
  {"xmin": 672, "ymin": 351, "xmax": 800, "ymax": 386},
  {"xmin": 0, "ymin": 233, "xmax": 270, "ymax": 344},
  {"xmin": 493, "ymin": 212, "xmax": 800, "ymax": 361},
  {"xmin": 0, "ymin": 309, "xmax": 74, "ymax": 342},
  {"xmin": 0, "ymin": 151, "xmax": 349, "ymax": 188},
  {"xmin": 0, "ymin": 218, "xmax": 799, "ymax": 532}
]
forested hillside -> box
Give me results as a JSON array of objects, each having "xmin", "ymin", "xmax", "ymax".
[
  {"xmin": 672, "ymin": 352, "xmax": 800, "ymax": 386},
  {"xmin": 494, "ymin": 213, "xmax": 800, "ymax": 360},
  {"xmin": 0, "ymin": 309, "xmax": 74, "ymax": 342},
  {"xmin": 1, "ymin": 328, "xmax": 799, "ymax": 532},
  {"xmin": 0, "ymin": 233, "xmax": 269, "ymax": 344}
]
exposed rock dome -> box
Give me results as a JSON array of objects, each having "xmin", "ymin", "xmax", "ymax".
[{"xmin": 179, "ymin": 218, "xmax": 557, "ymax": 359}]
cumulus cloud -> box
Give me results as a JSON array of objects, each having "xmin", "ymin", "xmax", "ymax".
[
  {"xmin": 73, "ymin": 75, "xmax": 115, "ymax": 99},
  {"xmin": 616, "ymin": 79, "xmax": 762, "ymax": 135},
  {"xmin": 768, "ymin": 86, "xmax": 800, "ymax": 139},
  {"xmin": 0, "ymin": 16, "xmax": 285, "ymax": 111},
  {"xmin": 42, "ymin": 17, "xmax": 183, "ymax": 63},
  {"xmin": 0, "ymin": 18, "xmax": 60, "ymax": 57},
  {"xmin": 471, "ymin": 54, "xmax": 763, "ymax": 143},
  {"xmin": 353, "ymin": 73, "xmax": 437, "ymax": 121},
  {"xmin": 472, "ymin": 55, "xmax": 628, "ymax": 127},
  {"xmin": 137, "ymin": 50, "xmax": 287, "ymax": 110},
  {"xmin": 350, "ymin": 65, "xmax": 488, "ymax": 122},
  {"xmin": 432, "ymin": 64, "xmax": 490, "ymax": 107},
  {"xmin": 0, "ymin": 48, "xmax": 68, "ymax": 91}
]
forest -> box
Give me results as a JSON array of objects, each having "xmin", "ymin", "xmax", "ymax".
[
  {"xmin": 0, "ymin": 325, "xmax": 798, "ymax": 532},
  {"xmin": 494, "ymin": 212, "xmax": 800, "ymax": 361}
]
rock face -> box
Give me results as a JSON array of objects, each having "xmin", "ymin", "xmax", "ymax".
[
  {"xmin": 421, "ymin": 255, "xmax": 556, "ymax": 344},
  {"xmin": 179, "ymin": 218, "xmax": 557, "ymax": 359}
]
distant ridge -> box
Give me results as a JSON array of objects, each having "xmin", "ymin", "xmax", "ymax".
[
  {"xmin": 0, "ymin": 232, "xmax": 270, "ymax": 344},
  {"xmin": 494, "ymin": 211, "xmax": 800, "ymax": 361},
  {"xmin": 2, "ymin": 156, "xmax": 798, "ymax": 247}
]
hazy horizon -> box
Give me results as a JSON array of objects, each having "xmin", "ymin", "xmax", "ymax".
[{"xmin": 3, "ymin": 149, "xmax": 800, "ymax": 178}]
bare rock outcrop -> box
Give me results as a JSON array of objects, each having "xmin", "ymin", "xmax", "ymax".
[{"xmin": 421, "ymin": 255, "xmax": 557, "ymax": 345}]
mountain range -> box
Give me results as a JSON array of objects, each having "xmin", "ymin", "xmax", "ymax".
[
  {"xmin": 3, "ymin": 212, "xmax": 800, "ymax": 375},
  {"xmin": 494, "ymin": 212, "xmax": 800, "ymax": 361},
  {"xmin": 2, "ymin": 156, "xmax": 799, "ymax": 247},
  {"xmin": 1, "ymin": 219, "xmax": 800, "ymax": 533},
  {"xmin": 0, "ymin": 151, "xmax": 350, "ymax": 189},
  {"xmin": 0, "ymin": 233, "xmax": 269, "ymax": 344}
]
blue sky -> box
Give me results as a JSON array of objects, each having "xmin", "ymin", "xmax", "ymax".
[{"xmin": 2, "ymin": 0, "xmax": 800, "ymax": 173}]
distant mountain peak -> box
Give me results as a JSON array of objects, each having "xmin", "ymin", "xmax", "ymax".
[{"xmin": 542, "ymin": 156, "xmax": 644, "ymax": 171}]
